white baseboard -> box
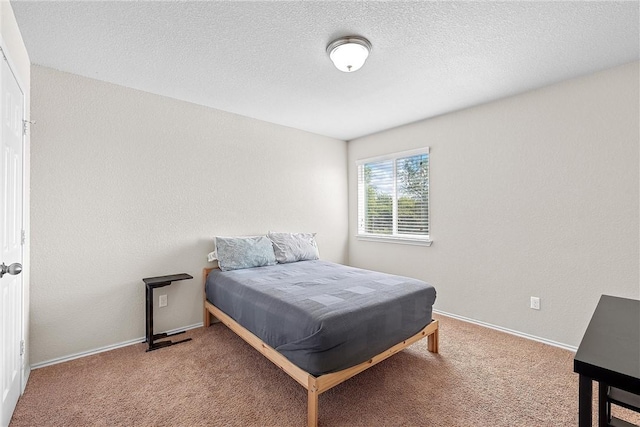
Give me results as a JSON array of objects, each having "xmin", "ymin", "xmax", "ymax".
[
  {"xmin": 31, "ymin": 322, "xmax": 204, "ymax": 370},
  {"xmin": 21, "ymin": 365, "xmax": 30, "ymax": 394},
  {"xmin": 433, "ymin": 309, "xmax": 578, "ymax": 352}
]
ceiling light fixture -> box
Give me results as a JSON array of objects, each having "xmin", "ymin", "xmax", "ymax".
[{"xmin": 326, "ymin": 36, "xmax": 372, "ymax": 73}]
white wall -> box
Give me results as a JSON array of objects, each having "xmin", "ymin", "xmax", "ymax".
[
  {"xmin": 348, "ymin": 61, "xmax": 639, "ymax": 348},
  {"xmin": 30, "ymin": 66, "xmax": 348, "ymax": 365},
  {"xmin": 28, "ymin": 59, "xmax": 640, "ymax": 362},
  {"xmin": 1, "ymin": 0, "xmax": 31, "ymax": 386}
]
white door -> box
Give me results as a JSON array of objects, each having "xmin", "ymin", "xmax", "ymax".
[{"xmin": 0, "ymin": 52, "xmax": 24, "ymax": 427}]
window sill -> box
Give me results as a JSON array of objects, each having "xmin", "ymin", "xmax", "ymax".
[{"xmin": 355, "ymin": 234, "xmax": 433, "ymax": 247}]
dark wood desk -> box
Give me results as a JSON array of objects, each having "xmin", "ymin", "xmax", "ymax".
[{"xmin": 574, "ymin": 295, "xmax": 640, "ymax": 427}]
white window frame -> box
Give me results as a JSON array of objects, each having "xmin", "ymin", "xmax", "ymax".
[{"xmin": 356, "ymin": 147, "xmax": 432, "ymax": 246}]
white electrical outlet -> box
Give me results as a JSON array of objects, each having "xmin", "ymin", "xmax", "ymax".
[
  {"xmin": 159, "ymin": 294, "xmax": 167, "ymax": 308},
  {"xmin": 530, "ymin": 296, "xmax": 540, "ymax": 310}
]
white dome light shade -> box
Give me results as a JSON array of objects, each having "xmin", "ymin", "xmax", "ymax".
[{"xmin": 327, "ymin": 36, "xmax": 372, "ymax": 73}]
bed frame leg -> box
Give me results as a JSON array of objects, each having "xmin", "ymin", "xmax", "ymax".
[
  {"xmin": 307, "ymin": 377, "xmax": 319, "ymax": 427},
  {"xmin": 203, "ymin": 307, "xmax": 211, "ymax": 328},
  {"xmin": 427, "ymin": 321, "xmax": 439, "ymax": 353},
  {"xmin": 203, "ymin": 267, "xmax": 212, "ymax": 328}
]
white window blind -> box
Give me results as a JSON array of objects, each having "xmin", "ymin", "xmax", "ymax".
[{"xmin": 357, "ymin": 148, "xmax": 430, "ymax": 244}]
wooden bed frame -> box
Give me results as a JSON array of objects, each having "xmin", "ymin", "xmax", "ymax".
[{"xmin": 202, "ymin": 267, "xmax": 439, "ymax": 427}]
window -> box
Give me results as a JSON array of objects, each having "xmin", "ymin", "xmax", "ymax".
[{"xmin": 357, "ymin": 148, "xmax": 431, "ymax": 245}]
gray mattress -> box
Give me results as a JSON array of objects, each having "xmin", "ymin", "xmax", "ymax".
[{"xmin": 205, "ymin": 260, "xmax": 436, "ymax": 376}]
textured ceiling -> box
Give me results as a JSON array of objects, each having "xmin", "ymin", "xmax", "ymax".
[{"xmin": 10, "ymin": 1, "xmax": 640, "ymax": 141}]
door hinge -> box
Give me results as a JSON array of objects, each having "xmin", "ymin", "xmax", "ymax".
[
  {"xmin": 20, "ymin": 340, "xmax": 24, "ymax": 356},
  {"xmin": 21, "ymin": 230, "xmax": 26, "ymax": 245},
  {"xmin": 22, "ymin": 120, "xmax": 35, "ymax": 136}
]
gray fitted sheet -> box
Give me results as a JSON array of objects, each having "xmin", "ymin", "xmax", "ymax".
[{"xmin": 205, "ymin": 260, "xmax": 436, "ymax": 376}]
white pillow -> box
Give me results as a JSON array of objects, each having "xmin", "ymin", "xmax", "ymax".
[{"xmin": 267, "ymin": 232, "xmax": 319, "ymax": 264}]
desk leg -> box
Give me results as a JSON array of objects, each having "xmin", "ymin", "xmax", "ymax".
[
  {"xmin": 598, "ymin": 383, "xmax": 608, "ymax": 427},
  {"xmin": 579, "ymin": 374, "xmax": 592, "ymax": 427}
]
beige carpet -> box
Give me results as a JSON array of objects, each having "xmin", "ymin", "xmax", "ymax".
[{"xmin": 11, "ymin": 314, "xmax": 640, "ymax": 426}]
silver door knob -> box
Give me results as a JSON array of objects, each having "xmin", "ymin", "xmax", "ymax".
[{"xmin": 0, "ymin": 262, "xmax": 22, "ymax": 278}]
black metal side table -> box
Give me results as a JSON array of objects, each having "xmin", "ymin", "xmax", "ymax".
[{"xmin": 142, "ymin": 273, "xmax": 193, "ymax": 352}]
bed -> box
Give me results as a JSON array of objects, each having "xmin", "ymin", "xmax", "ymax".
[{"xmin": 203, "ymin": 256, "xmax": 438, "ymax": 427}]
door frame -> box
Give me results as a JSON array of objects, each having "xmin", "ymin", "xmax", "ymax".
[{"xmin": 0, "ymin": 34, "xmax": 30, "ymax": 398}]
